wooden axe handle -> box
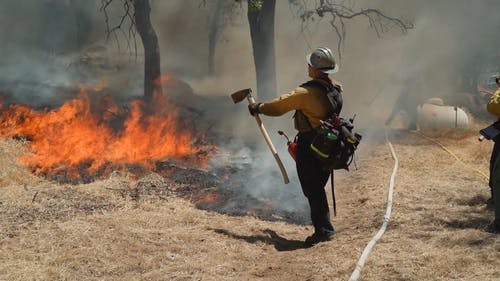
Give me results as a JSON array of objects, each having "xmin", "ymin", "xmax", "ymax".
[{"xmin": 248, "ymin": 96, "xmax": 290, "ymax": 184}]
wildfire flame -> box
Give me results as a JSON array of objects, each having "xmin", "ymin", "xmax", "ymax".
[{"xmin": 0, "ymin": 75, "xmax": 208, "ymax": 180}]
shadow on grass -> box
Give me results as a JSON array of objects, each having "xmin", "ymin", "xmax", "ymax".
[
  {"xmin": 435, "ymin": 194, "xmax": 495, "ymax": 231},
  {"xmin": 211, "ymin": 228, "xmax": 307, "ymax": 251},
  {"xmin": 436, "ymin": 216, "xmax": 492, "ymax": 230}
]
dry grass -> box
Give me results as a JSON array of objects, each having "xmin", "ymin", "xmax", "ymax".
[{"xmin": 1, "ymin": 128, "xmax": 499, "ymax": 281}]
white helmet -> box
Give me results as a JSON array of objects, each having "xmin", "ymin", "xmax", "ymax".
[{"xmin": 306, "ymin": 47, "xmax": 339, "ymax": 74}]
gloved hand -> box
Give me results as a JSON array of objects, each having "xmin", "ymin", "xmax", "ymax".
[{"xmin": 248, "ymin": 103, "xmax": 261, "ymax": 116}]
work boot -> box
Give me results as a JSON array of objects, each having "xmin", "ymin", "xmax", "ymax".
[
  {"xmin": 486, "ymin": 196, "xmax": 495, "ymax": 207},
  {"xmin": 487, "ymin": 189, "xmax": 495, "ymax": 206},
  {"xmin": 304, "ymin": 231, "xmax": 334, "ymax": 247},
  {"xmin": 487, "ymin": 219, "xmax": 500, "ymax": 234}
]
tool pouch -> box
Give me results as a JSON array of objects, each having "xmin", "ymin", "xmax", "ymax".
[{"xmin": 310, "ymin": 119, "xmax": 361, "ymax": 171}]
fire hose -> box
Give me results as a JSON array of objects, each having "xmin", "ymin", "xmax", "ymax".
[
  {"xmin": 349, "ymin": 128, "xmax": 490, "ymax": 281},
  {"xmin": 348, "ymin": 128, "xmax": 398, "ymax": 281}
]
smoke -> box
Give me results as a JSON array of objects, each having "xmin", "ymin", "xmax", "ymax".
[
  {"xmin": 0, "ymin": 0, "xmax": 144, "ymax": 107},
  {"xmin": 150, "ymin": 0, "xmax": 500, "ymax": 220},
  {"xmin": 344, "ymin": 0, "xmax": 500, "ymax": 125},
  {"xmin": 1, "ymin": 0, "xmax": 499, "ymax": 223},
  {"xmin": 151, "ymin": 0, "xmax": 500, "ymax": 221},
  {"xmin": 206, "ymin": 138, "xmax": 309, "ymax": 223},
  {"xmin": 2, "ymin": 1, "xmax": 499, "ymax": 115}
]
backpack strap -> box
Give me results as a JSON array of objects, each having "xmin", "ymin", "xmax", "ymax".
[
  {"xmin": 297, "ymin": 79, "xmax": 343, "ymax": 130},
  {"xmin": 300, "ymin": 79, "xmax": 343, "ymax": 115},
  {"xmin": 331, "ymin": 170, "xmax": 336, "ymax": 216}
]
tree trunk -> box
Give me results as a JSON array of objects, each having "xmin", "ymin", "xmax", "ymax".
[
  {"xmin": 247, "ymin": 0, "xmax": 276, "ymax": 101},
  {"xmin": 133, "ymin": 0, "xmax": 162, "ymax": 102},
  {"xmin": 207, "ymin": 0, "xmax": 224, "ymax": 76}
]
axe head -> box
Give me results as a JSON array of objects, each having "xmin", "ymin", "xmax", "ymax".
[{"xmin": 230, "ymin": 88, "xmax": 252, "ymax": 104}]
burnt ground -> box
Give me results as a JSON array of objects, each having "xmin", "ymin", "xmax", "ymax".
[{"xmin": 0, "ymin": 127, "xmax": 499, "ymax": 281}]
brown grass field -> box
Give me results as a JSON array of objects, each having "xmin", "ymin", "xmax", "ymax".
[{"xmin": 1, "ymin": 126, "xmax": 499, "ymax": 281}]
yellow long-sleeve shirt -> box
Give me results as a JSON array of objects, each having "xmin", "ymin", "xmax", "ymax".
[
  {"xmin": 487, "ymin": 88, "xmax": 500, "ymax": 117},
  {"xmin": 258, "ymin": 79, "xmax": 342, "ymax": 132}
]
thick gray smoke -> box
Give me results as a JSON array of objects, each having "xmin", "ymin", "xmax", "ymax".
[
  {"xmin": 0, "ymin": 0, "xmax": 142, "ymax": 107},
  {"xmin": 162, "ymin": 0, "xmax": 500, "ymax": 220},
  {"xmin": 1, "ymin": 0, "xmax": 499, "ymax": 222}
]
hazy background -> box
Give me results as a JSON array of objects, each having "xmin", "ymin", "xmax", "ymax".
[
  {"xmin": 151, "ymin": 0, "xmax": 500, "ymax": 136},
  {"xmin": 1, "ymin": 0, "xmax": 499, "ymax": 122}
]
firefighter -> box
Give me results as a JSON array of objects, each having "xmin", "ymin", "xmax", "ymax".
[
  {"xmin": 248, "ymin": 47, "xmax": 342, "ymax": 246},
  {"xmin": 486, "ymin": 75, "xmax": 500, "ymax": 233}
]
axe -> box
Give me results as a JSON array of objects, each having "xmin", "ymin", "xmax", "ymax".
[{"xmin": 230, "ymin": 88, "xmax": 290, "ymax": 184}]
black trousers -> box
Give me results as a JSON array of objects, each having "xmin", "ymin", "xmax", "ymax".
[
  {"xmin": 489, "ymin": 141, "xmax": 500, "ymax": 197},
  {"xmin": 296, "ymin": 131, "xmax": 335, "ymax": 236},
  {"xmin": 489, "ymin": 141, "xmax": 500, "ymax": 227}
]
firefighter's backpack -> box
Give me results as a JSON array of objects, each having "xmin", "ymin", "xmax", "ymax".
[{"xmin": 306, "ymin": 82, "xmax": 362, "ymax": 170}]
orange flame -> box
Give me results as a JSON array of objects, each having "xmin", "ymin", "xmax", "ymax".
[{"xmin": 0, "ymin": 76, "xmax": 207, "ymax": 179}]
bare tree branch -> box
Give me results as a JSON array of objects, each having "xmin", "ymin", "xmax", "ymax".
[
  {"xmin": 100, "ymin": 0, "xmax": 137, "ymax": 54},
  {"xmin": 290, "ymin": 0, "xmax": 414, "ymax": 61},
  {"xmin": 100, "ymin": 0, "xmax": 161, "ymax": 101}
]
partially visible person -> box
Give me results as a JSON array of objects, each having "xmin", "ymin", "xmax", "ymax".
[
  {"xmin": 485, "ymin": 75, "xmax": 500, "ymax": 233},
  {"xmin": 385, "ymin": 75, "xmax": 423, "ymax": 131},
  {"xmin": 486, "ymin": 76, "xmax": 500, "ymax": 202}
]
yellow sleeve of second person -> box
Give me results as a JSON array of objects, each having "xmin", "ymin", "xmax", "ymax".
[
  {"xmin": 487, "ymin": 88, "xmax": 500, "ymax": 117},
  {"xmin": 258, "ymin": 87, "xmax": 308, "ymax": 116}
]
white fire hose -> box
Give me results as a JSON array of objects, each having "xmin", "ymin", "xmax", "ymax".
[
  {"xmin": 348, "ymin": 129, "xmax": 398, "ymax": 281},
  {"xmin": 348, "ymin": 127, "xmax": 490, "ymax": 280}
]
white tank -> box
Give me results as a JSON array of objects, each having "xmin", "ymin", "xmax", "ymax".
[{"xmin": 417, "ymin": 98, "xmax": 469, "ymax": 130}]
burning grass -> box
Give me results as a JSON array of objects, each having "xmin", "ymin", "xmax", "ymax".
[{"xmin": 0, "ymin": 77, "xmax": 213, "ymax": 183}]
